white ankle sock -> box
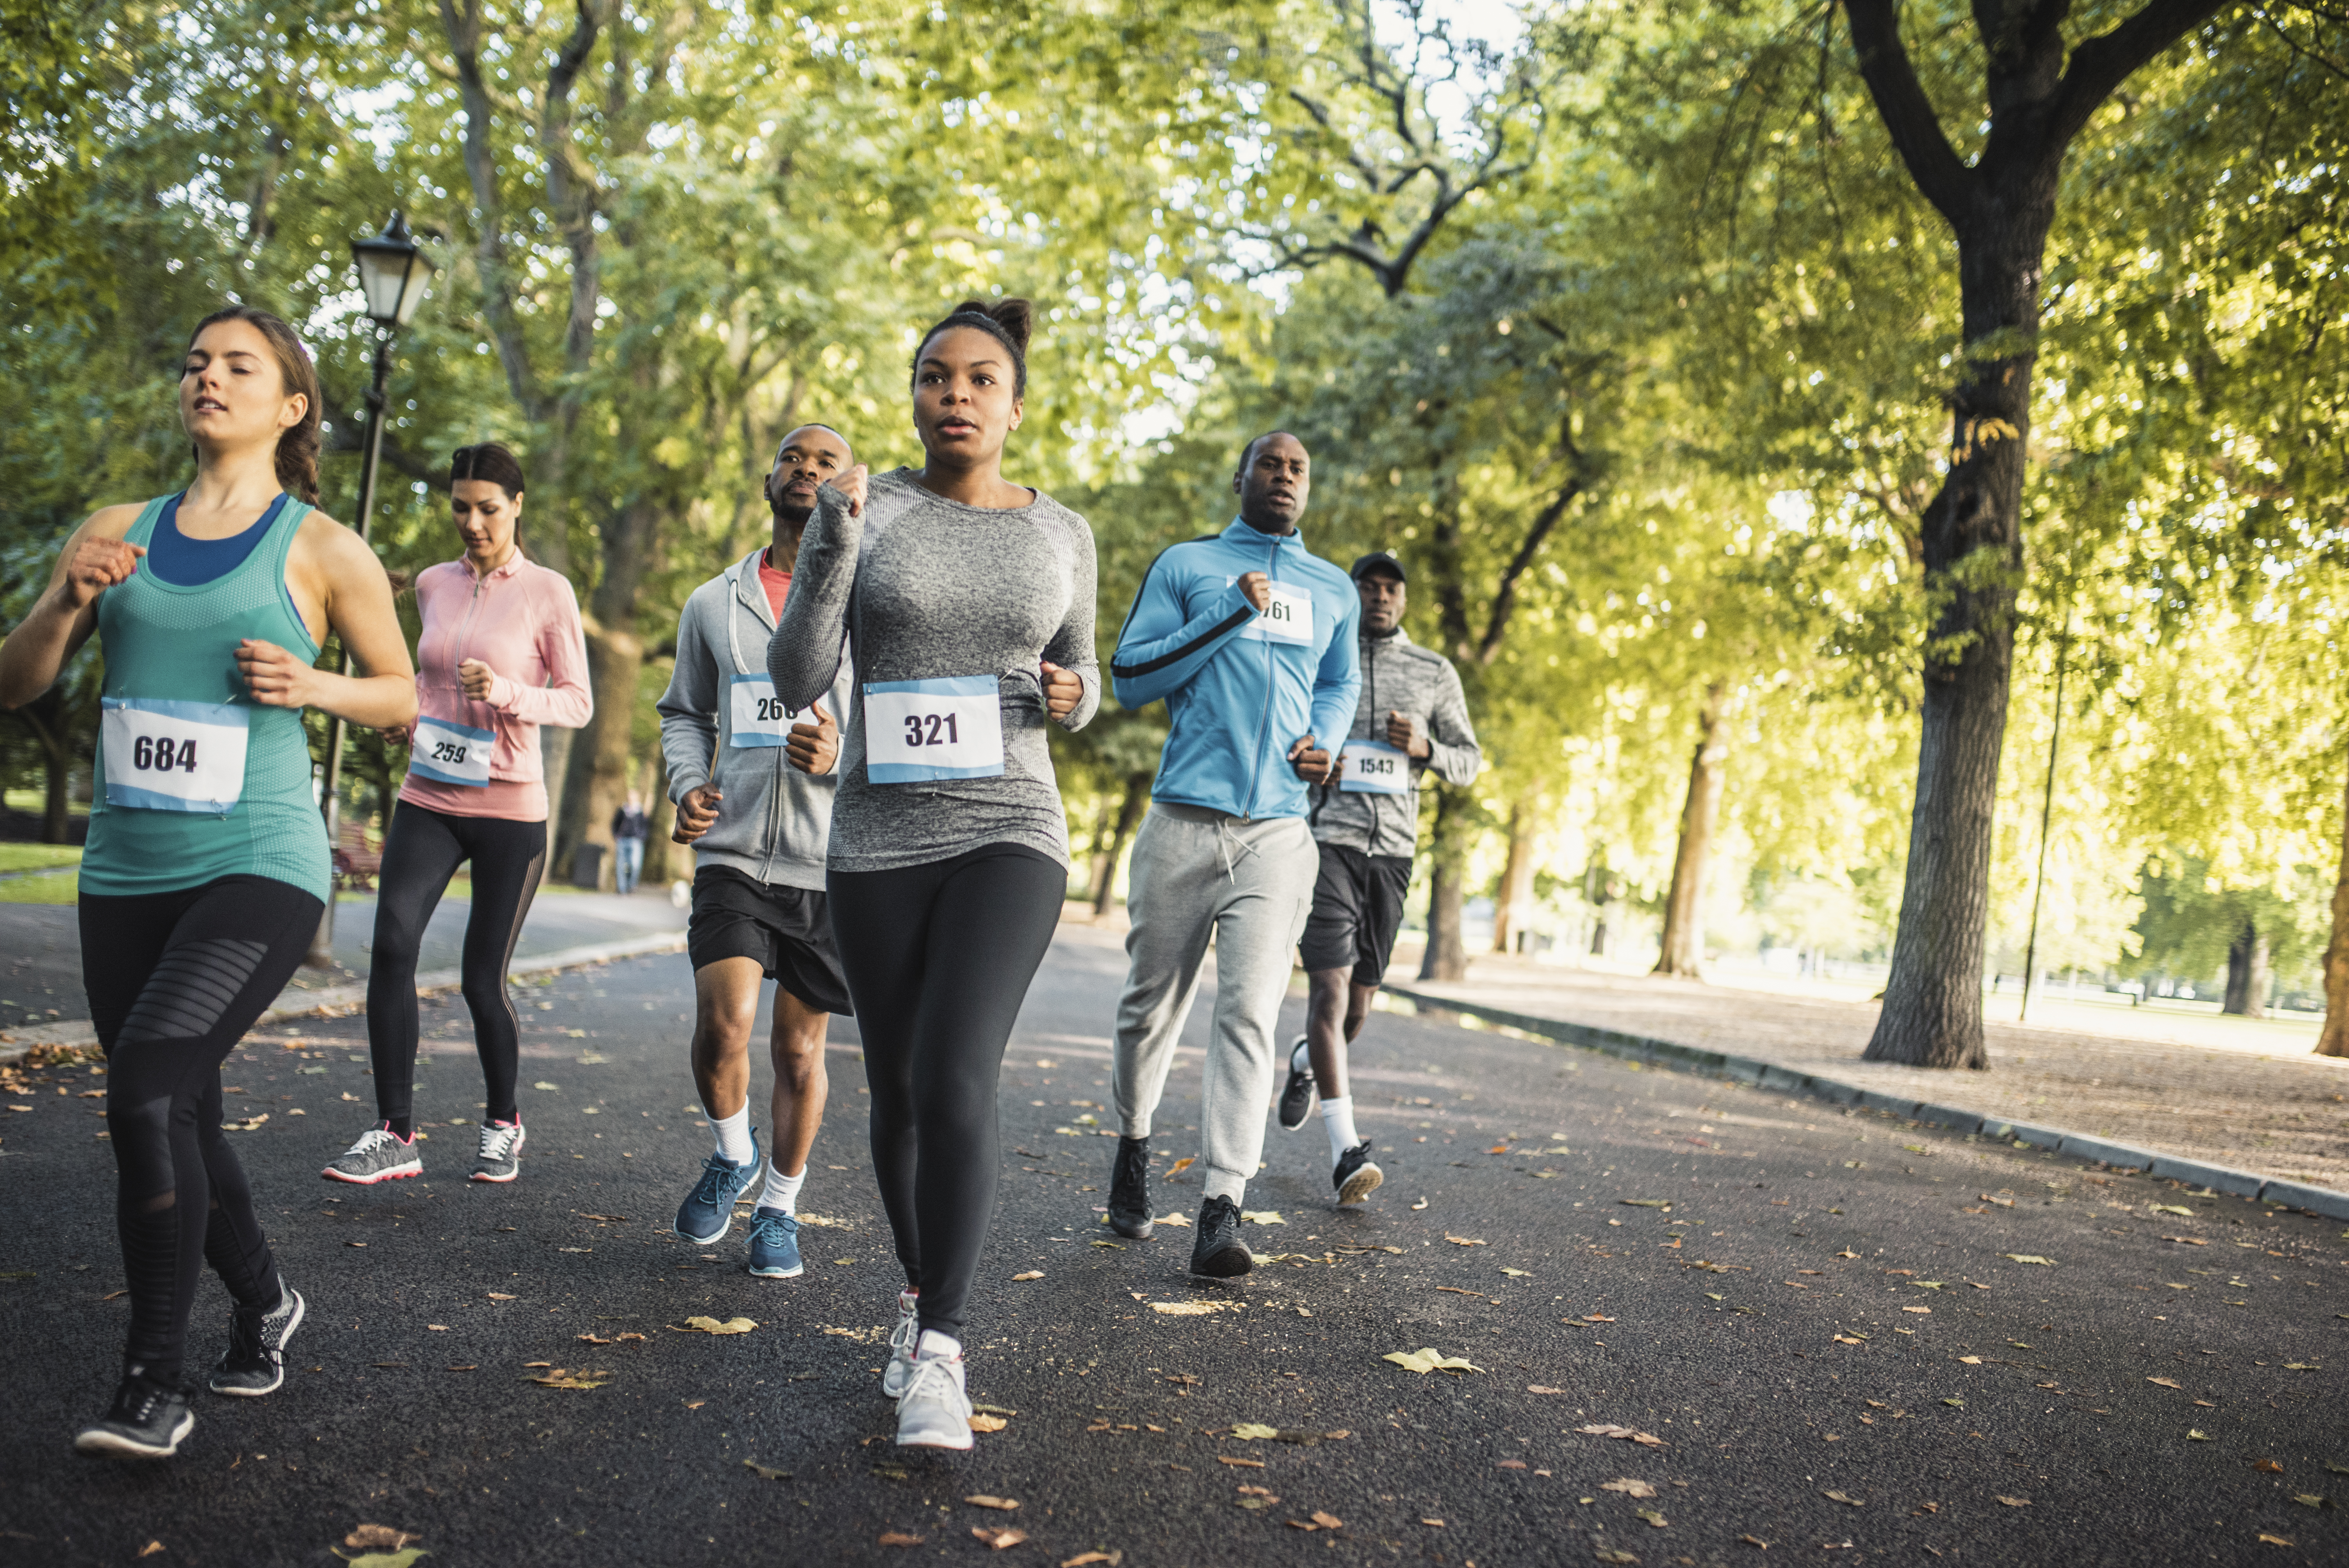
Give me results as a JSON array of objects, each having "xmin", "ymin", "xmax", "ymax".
[
  {"xmin": 710, "ymin": 1107, "xmax": 754, "ymax": 1167},
  {"xmin": 916, "ymin": 1329, "xmax": 961, "ymax": 1361},
  {"xmin": 760, "ymin": 1163, "xmax": 805, "ymax": 1214},
  {"xmin": 1321, "ymin": 1095, "xmax": 1360, "ymax": 1162}
]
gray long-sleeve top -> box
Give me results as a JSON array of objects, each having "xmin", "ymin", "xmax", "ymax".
[
  {"xmin": 1308, "ymin": 625, "xmax": 1479, "ymax": 858},
  {"xmin": 766, "ymin": 469, "xmax": 1100, "ymax": 873}
]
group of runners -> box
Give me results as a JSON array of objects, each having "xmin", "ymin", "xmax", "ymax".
[{"xmin": 0, "ymin": 294, "xmax": 1477, "ymax": 1461}]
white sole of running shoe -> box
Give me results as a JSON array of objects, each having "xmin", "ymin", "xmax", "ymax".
[
  {"xmin": 895, "ymin": 1423, "xmax": 975, "ymax": 1450},
  {"xmin": 74, "ymin": 1409, "xmax": 193, "ymax": 1459},
  {"xmin": 210, "ymin": 1290, "xmax": 305, "ymax": 1397},
  {"xmin": 1337, "ymin": 1161, "xmax": 1383, "ymax": 1206},
  {"xmin": 469, "ymin": 1167, "xmax": 522, "ymax": 1184},
  {"xmin": 747, "ymin": 1262, "xmax": 804, "ymax": 1279},
  {"xmin": 320, "ymin": 1160, "xmax": 420, "ymax": 1185}
]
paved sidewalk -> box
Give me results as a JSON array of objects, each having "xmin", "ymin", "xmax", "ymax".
[{"xmin": 1390, "ymin": 953, "xmax": 2349, "ymax": 1191}]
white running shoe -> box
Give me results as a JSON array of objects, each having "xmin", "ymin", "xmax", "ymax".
[
  {"xmin": 880, "ymin": 1290, "xmax": 921, "ymax": 1399},
  {"xmin": 322, "ymin": 1126, "xmax": 421, "ymax": 1185},
  {"xmin": 894, "ymin": 1347, "xmax": 974, "ymax": 1450},
  {"xmin": 471, "ymin": 1119, "xmax": 526, "ymax": 1183}
]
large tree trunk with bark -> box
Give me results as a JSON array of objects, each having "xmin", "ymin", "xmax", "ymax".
[
  {"xmin": 2223, "ymin": 916, "xmax": 2269, "ymax": 1019},
  {"xmin": 1491, "ymin": 803, "xmax": 1538, "ymax": 955},
  {"xmin": 1654, "ymin": 681, "xmax": 1730, "ymax": 978},
  {"xmin": 1091, "ymin": 773, "xmax": 1151, "ymax": 916},
  {"xmin": 2318, "ymin": 755, "xmax": 2349, "ymax": 1056},
  {"xmin": 554, "ymin": 493, "xmax": 661, "ymax": 881},
  {"xmin": 1843, "ymin": 1, "xmax": 2233, "ymax": 1071},
  {"xmin": 1419, "ymin": 787, "xmax": 1470, "ymax": 981}
]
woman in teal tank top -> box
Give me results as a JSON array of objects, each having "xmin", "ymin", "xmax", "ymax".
[{"xmin": 0, "ymin": 305, "xmax": 417, "ymax": 1460}]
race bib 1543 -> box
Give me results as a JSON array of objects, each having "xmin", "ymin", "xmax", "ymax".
[
  {"xmin": 729, "ymin": 674, "xmax": 796, "ymax": 747},
  {"xmin": 101, "ymin": 697, "xmax": 249, "ymax": 813},
  {"xmin": 406, "ymin": 713, "xmax": 496, "ymax": 787},
  {"xmin": 862, "ymin": 675, "xmax": 1005, "ymax": 784},
  {"xmin": 1339, "ymin": 738, "xmax": 1412, "ymax": 795}
]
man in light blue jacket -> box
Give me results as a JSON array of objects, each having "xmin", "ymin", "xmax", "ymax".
[{"xmin": 1102, "ymin": 431, "xmax": 1360, "ymax": 1278}]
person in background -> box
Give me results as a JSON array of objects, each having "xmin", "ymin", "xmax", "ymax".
[{"xmin": 611, "ymin": 791, "xmax": 650, "ymax": 895}]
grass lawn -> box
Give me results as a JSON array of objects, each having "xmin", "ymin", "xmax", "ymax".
[
  {"xmin": 0, "ymin": 868, "xmax": 78, "ymax": 904},
  {"xmin": 0, "ymin": 843, "xmax": 82, "ymax": 873}
]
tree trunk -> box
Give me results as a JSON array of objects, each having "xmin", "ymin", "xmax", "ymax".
[
  {"xmin": 2316, "ymin": 755, "xmax": 2349, "ymax": 1057},
  {"xmin": 2223, "ymin": 916, "xmax": 2269, "ymax": 1019},
  {"xmin": 1491, "ymin": 802, "xmax": 1538, "ymax": 955},
  {"xmin": 554, "ymin": 489, "xmax": 661, "ymax": 882},
  {"xmin": 1091, "ymin": 773, "xmax": 1151, "ymax": 916},
  {"xmin": 1418, "ymin": 787, "xmax": 1469, "ymax": 981},
  {"xmin": 1654, "ymin": 681, "xmax": 1730, "ymax": 978}
]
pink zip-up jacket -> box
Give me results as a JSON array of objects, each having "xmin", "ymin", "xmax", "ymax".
[{"xmin": 397, "ymin": 554, "xmax": 593, "ymax": 822}]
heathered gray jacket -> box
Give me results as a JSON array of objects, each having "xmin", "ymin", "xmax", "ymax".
[
  {"xmin": 766, "ymin": 470, "xmax": 1100, "ymax": 873},
  {"xmin": 1309, "ymin": 625, "xmax": 1479, "ymax": 859},
  {"xmin": 657, "ymin": 549, "xmax": 856, "ymax": 891}
]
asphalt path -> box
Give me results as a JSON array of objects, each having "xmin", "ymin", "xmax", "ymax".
[{"xmin": 2, "ymin": 923, "xmax": 2344, "ymax": 1567}]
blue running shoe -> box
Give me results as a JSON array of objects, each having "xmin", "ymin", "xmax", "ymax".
[
  {"xmin": 745, "ymin": 1207, "xmax": 804, "ymax": 1279},
  {"xmin": 674, "ymin": 1133, "xmax": 761, "ymax": 1245}
]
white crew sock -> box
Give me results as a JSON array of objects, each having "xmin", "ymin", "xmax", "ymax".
[
  {"xmin": 710, "ymin": 1107, "xmax": 754, "ymax": 1167},
  {"xmin": 760, "ymin": 1163, "xmax": 805, "ymax": 1214},
  {"xmin": 916, "ymin": 1329, "xmax": 962, "ymax": 1361},
  {"xmin": 1322, "ymin": 1095, "xmax": 1360, "ymax": 1162}
]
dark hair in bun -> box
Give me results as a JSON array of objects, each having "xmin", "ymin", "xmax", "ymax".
[
  {"xmin": 450, "ymin": 441, "xmax": 527, "ymax": 498},
  {"xmin": 912, "ymin": 297, "xmax": 1032, "ymax": 396}
]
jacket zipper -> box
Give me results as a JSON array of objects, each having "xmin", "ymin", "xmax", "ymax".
[
  {"xmin": 1242, "ymin": 534, "xmax": 1279, "ymax": 821},
  {"xmin": 452, "ymin": 568, "xmax": 490, "ymax": 719},
  {"xmin": 1364, "ymin": 634, "xmax": 1380, "ymax": 857}
]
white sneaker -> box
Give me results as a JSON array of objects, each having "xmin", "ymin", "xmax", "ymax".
[
  {"xmin": 894, "ymin": 1348, "xmax": 973, "ymax": 1450},
  {"xmin": 880, "ymin": 1290, "xmax": 921, "ymax": 1399}
]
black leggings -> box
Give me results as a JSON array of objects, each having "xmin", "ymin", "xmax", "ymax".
[
  {"xmin": 81, "ymin": 875, "xmax": 322, "ymax": 1384},
  {"xmin": 828, "ymin": 843, "xmax": 1065, "ymax": 1339},
  {"xmin": 365, "ymin": 801, "xmax": 546, "ymax": 1133}
]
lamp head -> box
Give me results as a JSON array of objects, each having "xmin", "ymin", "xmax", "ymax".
[{"xmin": 352, "ymin": 210, "xmax": 436, "ymax": 327}]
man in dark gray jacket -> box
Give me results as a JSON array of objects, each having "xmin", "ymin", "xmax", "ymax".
[
  {"xmin": 656, "ymin": 424, "xmax": 858, "ymax": 1281},
  {"xmin": 1280, "ymin": 551, "xmax": 1479, "ymax": 1204}
]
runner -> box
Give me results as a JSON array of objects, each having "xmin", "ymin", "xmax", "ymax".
[
  {"xmin": 611, "ymin": 791, "xmax": 650, "ymax": 894},
  {"xmin": 658, "ymin": 423, "xmax": 858, "ymax": 1280},
  {"xmin": 767, "ymin": 299, "xmax": 1098, "ymax": 1449},
  {"xmin": 1278, "ymin": 551, "xmax": 1479, "ymax": 1203},
  {"xmin": 0, "ymin": 305, "xmax": 416, "ymax": 1458},
  {"xmin": 324, "ymin": 442, "xmax": 592, "ymax": 1187},
  {"xmin": 1100, "ymin": 432, "xmax": 1360, "ymax": 1278}
]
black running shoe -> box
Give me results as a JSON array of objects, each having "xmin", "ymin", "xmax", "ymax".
[
  {"xmin": 1108, "ymin": 1135, "xmax": 1154, "ymax": 1239},
  {"xmin": 1276, "ymin": 1035, "xmax": 1316, "ymax": 1132},
  {"xmin": 74, "ymin": 1370, "xmax": 193, "ymax": 1459},
  {"xmin": 1334, "ymin": 1140, "xmax": 1384, "ymax": 1206},
  {"xmin": 1190, "ymin": 1194, "xmax": 1253, "ymax": 1278},
  {"xmin": 209, "ymin": 1284, "xmax": 305, "ymax": 1396}
]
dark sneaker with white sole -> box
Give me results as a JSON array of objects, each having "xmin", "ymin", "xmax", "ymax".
[
  {"xmin": 471, "ymin": 1118, "xmax": 526, "ymax": 1183},
  {"xmin": 674, "ymin": 1133, "xmax": 761, "ymax": 1245},
  {"xmin": 1276, "ymin": 1035, "xmax": 1316, "ymax": 1131},
  {"xmin": 1189, "ymin": 1193, "xmax": 1253, "ymax": 1278},
  {"xmin": 322, "ymin": 1124, "xmax": 421, "ymax": 1185},
  {"xmin": 1333, "ymin": 1140, "xmax": 1383, "ymax": 1206},
  {"xmin": 745, "ymin": 1207, "xmax": 804, "ymax": 1278},
  {"xmin": 74, "ymin": 1371, "xmax": 193, "ymax": 1459},
  {"xmin": 209, "ymin": 1284, "xmax": 305, "ymax": 1396},
  {"xmin": 1107, "ymin": 1135, "xmax": 1153, "ymax": 1239}
]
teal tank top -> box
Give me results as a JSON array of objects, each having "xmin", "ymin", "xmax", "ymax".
[{"xmin": 82, "ymin": 495, "xmax": 331, "ymax": 901}]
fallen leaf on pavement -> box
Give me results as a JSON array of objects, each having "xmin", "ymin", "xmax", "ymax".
[
  {"xmin": 1060, "ymin": 1555, "xmax": 1123, "ymax": 1567},
  {"xmin": 2258, "ymin": 1535, "xmax": 2294, "ymax": 1546},
  {"xmin": 1420, "ymin": 1518, "xmax": 1444, "ymax": 1527},
  {"xmin": 2149, "ymin": 1204, "xmax": 2194, "ymax": 1217},
  {"xmin": 1500, "ymin": 1267, "xmax": 1530, "ymax": 1277},
  {"xmin": 526, "ymin": 1370, "xmax": 608, "ymax": 1389},
  {"xmin": 2255, "ymin": 1459, "xmax": 2285, "ymax": 1474},
  {"xmin": 577, "ymin": 1333, "xmax": 612, "ymax": 1345},
  {"xmin": 1153, "ymin": 1301, "xmax": 1235, "ymax": 1315},
  {"xmin": 2148, "ymin": 1377, "xmax": 2183, "ymax": 1390},
  {"xmin": 1230, "ymin": 1423, "xmax": 1280, "ymax": 1440},
  {"xmin": 1941, "ymin": 1398, "xmax": 1965, "ymax": 1408},
  {"xmin": 1636, "ymin": 1508, "xmax": 1669, "ymax": 1527},
  {"xmin": 743, "ymin": 1460, "xmax": 789, "ymax": 1480},
  {"xmin": 1957, "ymin": 1356, "xmax": 1982, "ymax": 1365},
  {"xmin": 1241, "ymin": 1210, "xmax": 1285, "ymax": 1225},
  {"xmin": 487, "ymin": 1292, "xmax": 516, "ymax": 1300},
  {"xmin": 137, "ymin": 1544, "xmax": 163, "ymax": 1559},
  {"xmin": 968, "ymin": 1414, "xmax": 1009, "ymax": 1433},
  {"xmin": 1822, "ymin": 1490, "xmax": 1864, "ymax": 1507},
  {"xmin": 1153, "ymin": 1212, "xmax": 1191, "ymax": 1227},
  {"xmin": 1903, "ymin": 1306, "xmax": 1932, "ymax": 1314},
  {"xmin": 1577, "ymin": 1424, "xmax": 1667, "ymax": 1447},
  {"xmin": 1311, "ymin": 1512, "xmax": 1343, "ymax": 1530},
  {"xmin": 1384, "ymin": 1347, "xmax": 1485, "ymax": 1375},
  {"xmin": 1166, "ymin": 1156, "xmax": 1195, "ymax": 1176},
  {"xmin": 1496, "ymin": 1459, "xmax": 1527, "ymax": 1470},
  {"xmin": 1742, "ymin": 1535, "xmax": 1771, "ymax": 1548},
  {"xmin": 1444, "ymin": 1235, "xmax": 1487, "ymax": 1247},
  {"xmin": 1013, "ymin": 1271, "xmax": 1044, "ymax": 1281},
  {"xmin": 2004, "ymin": 1255, "xmax": 2054, "ymax": 1266},
  {"xmin": 2291, "ymin": 1495, "xmax": 2329, "ymax": 1508},
  {"xmin": 2189, "ymin": 1430, "xmax": 2211, "ymax": 1441},
  {"xmin": 877, "ymin": 1532, "xmax": 924, "ymax": 1548},
  {"xmin": 1216, "ymin": 1456, "xmax": 1265, "ymax": 1469},
  {"xmin": 1527, "ymin": 1386, "xmax": 1567, "ymax": 1395},
  {"xmin": 1410, "ymin": 1198, "xmax": 1429, "ymax": 1211},
  {"xmin": 965, "ymin": 1495, "xmax": 1019, "ymax": 1511},
  {"xmin": 677, "ymin": 1316, "xmax": 756, "ymax": 1335},
  {"xmin": 1620, "ymin": 1198, "xmax": 1670, "ymax": 1208},
  {"xmin": 1600, "ymin": 1478, "xmax": 1659, "ymax": 1498},
  {"xmin": 1595, "ymin": 1550, "xmax": 1638, "ymax": 1564},
  {"xmin": 345, "ymin": 1527, "xmax": 419, "ymax": 1550},
  {"xmin": 1997, "ymin": 1496, "xmax": 2030, "ymax": 1507}
]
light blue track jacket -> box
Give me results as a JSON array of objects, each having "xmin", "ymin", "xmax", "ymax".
[{"xmin": 1110, "ymin": 519, "xmax": 1361, "ymax": 821}]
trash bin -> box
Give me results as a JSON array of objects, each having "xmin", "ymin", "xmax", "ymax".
[{"xmin": 571, "ymin": 841, "xmax": 606, "ymax": 891}]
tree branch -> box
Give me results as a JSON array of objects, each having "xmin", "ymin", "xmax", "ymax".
[
  {"xmin": 1476, "ymin": 474, "xmax": 1581, "ymax": 665},
  {"xmin": 2050, "ymin": 0, "xmax": 2230, "ymax": 148},
  {"xmin": 1841, "ymin": 0, "xmax": 1977, "ymax": 226}
]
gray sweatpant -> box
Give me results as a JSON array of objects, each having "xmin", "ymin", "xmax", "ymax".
[{"xmin": 1111, "ymin": 803, "xmax": 1319, "ymax": 1204}]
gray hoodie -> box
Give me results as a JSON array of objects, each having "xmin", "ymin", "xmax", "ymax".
[
  {"xmin": 1308, "ymin": 625, "xmax": 1480, "ymax": 859},
  {"xmin": 658, "ymin": 549, "xmax": 855, "ymax": 891}
]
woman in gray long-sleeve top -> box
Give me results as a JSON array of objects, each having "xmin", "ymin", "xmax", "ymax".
[{"xmin": 766, "ymin": 297, "xmax": 1098, "ymax": 1450}]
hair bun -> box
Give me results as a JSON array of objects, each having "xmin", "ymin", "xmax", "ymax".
[{"xmin": 986, "ymin": 297, "xmax": 1033, "ymax": 352}]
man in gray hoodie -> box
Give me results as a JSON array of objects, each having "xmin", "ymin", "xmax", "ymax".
[
  {"xmin": 1278, "ymin": 551, "xmax": 1480, "ymax": 1205},
  {"xmin": 656, "ymin": 424, "xmax": 859, "ymax": 1279}
]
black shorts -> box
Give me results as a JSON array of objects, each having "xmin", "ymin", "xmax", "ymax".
[
  {"xmin": 687, "ymin": 865, "xmax": 854, "ymax": 1016},
  {"xmin": 1297, "ymin": 842, "xmax": 1413, "ymax": 986}
]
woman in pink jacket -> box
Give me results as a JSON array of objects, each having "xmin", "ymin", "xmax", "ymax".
[{"xmin": 325, "ymin": 443, "xmax": 592, "ymax": 1187}]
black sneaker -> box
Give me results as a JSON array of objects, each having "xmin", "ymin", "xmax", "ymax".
[
  {"xmin": 1334, "ymin": 1140, "xmax": 1383, "ymax": 1206},
  {"xmin": 74, "ymin": 1370, "xmax": 193, "ymax": 1459},
  {"xmin": 1108, "ymin": 1135, "xmax": 1153, "ymax": 1239},
  {"xmin": 1189, "ymin": 1194, "xmax": 1253, "ymax": 1278},
  {"xmin": 1276, "ymin": 1036, "xmax": 1316, "ymax": 1132},
  {"xmin": 209, "ymin": 1284, "xmax": 305, "ymax": 1396}
]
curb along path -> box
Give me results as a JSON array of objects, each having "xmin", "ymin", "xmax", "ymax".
[{"xmin": 1385, "ymin": 982, "xmax": 2349, "ymax": 1223}]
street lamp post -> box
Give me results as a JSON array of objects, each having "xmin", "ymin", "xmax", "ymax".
[{"xmin": 306, "ymin": 212, "xmax": 435, "ymax": 968}]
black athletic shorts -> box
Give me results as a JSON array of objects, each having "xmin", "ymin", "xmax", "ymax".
[
  {"xmin": 687, "ymin": 865, "xmax": 854, "ymax": 1016},
  {"xmin": 1297, "ymin": 842, "xmax": 1414, "ymax": 986}
]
